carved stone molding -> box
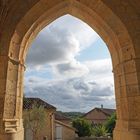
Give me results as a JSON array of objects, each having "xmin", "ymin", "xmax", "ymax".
[
  {"xmin": 3, "ymin": 119, "xmax": 23, "ymax": 133},
  {"xmin": 8, "ymin": 56, "xmax": 26, "ymax": 70}
]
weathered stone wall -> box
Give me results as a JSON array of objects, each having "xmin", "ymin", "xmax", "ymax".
[
  {"xmin": 62, "ymin": 125, "xmax": 76, "ymax": 140},
  {"xmin": 23, "ymin": 109, "xmax": 55, "ymax": 140},
  {"xmin": 55, "ymin": 120, "xmax": 76, "ymax": 140}
]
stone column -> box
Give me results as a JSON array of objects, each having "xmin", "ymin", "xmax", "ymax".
[
  {"xmin": 113, "ymin": 59, "xmax": 140, "ymax": 140},
  {"xmin": 0, "ymin": 56, "xmax": 25, "ymax": 140}
]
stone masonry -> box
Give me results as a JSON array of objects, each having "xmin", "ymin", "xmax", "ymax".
[{"xmin": 0, "ymin": 0, "xmax": 140, "ymax": 140}]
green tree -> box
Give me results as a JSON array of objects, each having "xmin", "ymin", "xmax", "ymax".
[
  {"xmin": 104, "ymin": 113, "xmax": 116, "ymax": 136},
  {"xmin": 23, "ymin": 103, "xmax": 46, "ymax": 140},
  {"xmin": 92, "ymin": 124, "xmax": 107, "ymax": 137},
  {"xmin": 72, "ymin": 118, "xmax": 92, "ymax": 137}
]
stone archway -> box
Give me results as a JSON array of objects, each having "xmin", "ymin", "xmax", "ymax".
[{"xmin": 0, "ymin": 0, "xmax": 140, "ymax": 140}]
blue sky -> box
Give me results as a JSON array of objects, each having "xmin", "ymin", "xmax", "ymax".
[
  {"xmin": 76, "ymin": 38, "xmax": 110, "ymax": 61},
  {"xmin": 24, "ymin": 15, "xmax": 115, "ymax": 112}
]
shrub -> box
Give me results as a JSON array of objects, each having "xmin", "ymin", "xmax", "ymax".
[
  {"xmin": 104, "ymin": 113, "xmax": 116, "ymax": 136},
  {"xmin": 92, "ymin": 124, "xmax": 108, "ymax": 137},
  {"xmin": 72, "ymin": 118, "xmax": 92, "ymax": 137}
]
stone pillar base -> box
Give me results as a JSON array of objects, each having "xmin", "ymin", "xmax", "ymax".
[
  {"xmin": 0, "ymin": 129, "xmax": 24, "ymax": 140},
  {"xmin": 114, "ymin": 128, "xmax": 140, "ymax": 140}
]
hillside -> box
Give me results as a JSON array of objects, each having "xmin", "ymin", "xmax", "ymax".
[{"xmin": 57, "ymin": 111, "xmax": 85, "ymax": 119}]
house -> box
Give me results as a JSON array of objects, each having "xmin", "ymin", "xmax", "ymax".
[
  {"xmin": 55, "ymin": 120, "xmax": 76, "ymax": 140},
  {"xmin": 55, "ymin": 112, "xmax": 72, "ymax": 125},
  {"xmin": 83, "ymin": 106, "xmax": 116, "ymax": 125},
  {"xmin": 23, "ymin": 97, "xmax": 56, "ymax": 140},
  {"xmin": 23, "ymin": 97, "xmax": 76, "ymax": 140}
]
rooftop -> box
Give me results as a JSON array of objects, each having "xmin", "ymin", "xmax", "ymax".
[
  {"xmin": 23, "ymin": 97, "xmax": 56, "ymax": 110},
  {"xmin": 55, "ymin": 112, "xmax": 71, "ymax": 121},
  {"xmin": 83, "ymin": 107, "xmax": 116, "ymax": 117}
]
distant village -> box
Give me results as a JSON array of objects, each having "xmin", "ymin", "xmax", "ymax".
[{"xmin": 23, "ymin": 97, "xmax": 116, "ymax": 140}]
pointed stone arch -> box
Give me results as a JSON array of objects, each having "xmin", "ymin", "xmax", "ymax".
[{"xmin": 0, "ymin": 0, "xmax": 140, "ymax": 140}]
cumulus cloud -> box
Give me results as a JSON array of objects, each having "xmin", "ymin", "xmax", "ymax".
[
  {"xmin": 83, "ymin": 59, "xmax": 114, "ymax": 86},
  {"xmin": 24, "ymin": 76, "xmax": 115, "ymax": 112},
  {"xmin": 24, "ymin": 15, "xmax": 115, "ymax": 112},
  {"xmin": 24, "ymin": 58, "xmax": 115, "ymax": 112},
  {"xmin": 52, "ymin": 60, "xmax": 89, "ymax": 78},
  {"xmin": 26, "ymin": 15, "xmax": 99, "ymax": 67},
  {"xmin": 26, "ymin": 27, "xmax": 80, "ymax": 66}
]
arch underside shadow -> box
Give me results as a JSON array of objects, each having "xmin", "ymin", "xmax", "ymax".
[{"xmin": 0, "ymin": 0, "xmax": 140, "ymax": 140}]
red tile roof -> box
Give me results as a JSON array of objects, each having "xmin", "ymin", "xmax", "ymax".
[
  {"xmin": 55, "ymin": 120, "xmax": 75, "ymax": 131},
  {"xmin": 55, "ymin": 112, "xmax": 71, "ymax": 121},
  {"xmin": 23, "ymin": 97, "xmax": 56, "ymax": 110},
  {"xmin": 98, "ymin": 108, "xmax": 116, "ymax": 116},
  {"xmin": 83, "ymin": 107, "xmax": 116, "ymax": 117}
]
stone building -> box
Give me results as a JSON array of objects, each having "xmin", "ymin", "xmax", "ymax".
[
  {"xmin": 55, "ymin": 112, "xmax": 72, "ymax": 125},
  {"xmin": 23, "ymin": 98, "xmax": 56, "ymax": 140},
  {"xmin": 23, "ymin": 98, "xmax": 76, "ymax": 140},
  {"xmin": 83, "ymin": 107, "xmax": 116, "ymax": 125},
  {"xmin": 55, "ymin": 120, "xmax": 76, "ymax": 140}
]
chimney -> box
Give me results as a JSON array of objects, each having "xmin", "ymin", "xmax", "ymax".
[{"xmin": 101, "ymin": 104, "xmax": 103, "ymax": 109}]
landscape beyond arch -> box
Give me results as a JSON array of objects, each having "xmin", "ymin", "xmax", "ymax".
[{"xmin": 0, "ymin": 0, "xmax": 140, "ymax": 140}]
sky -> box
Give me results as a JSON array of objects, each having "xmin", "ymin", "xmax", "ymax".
[{"xmin": 24, "ymin": 14, "xmax": 115, "ymax": 112}]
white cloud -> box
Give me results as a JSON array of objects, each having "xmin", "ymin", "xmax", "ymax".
[
  {"xmin": 25, "ymin": 58, "xmax": 115, "ymax": 112},
  {"xmin": 24, "ymin": 77, "xmax": 115, "ymax": 112},
  {"xmin": 26, "ymin": 15, "xmax": 99, "ymax": 68},
  {"xmin": 50, "ymin": 15, "xmax": 99, "ymax": 48},
  {"xmin": 26, "ymin": 27, "xmax": 80, "ymax": 67},
  {"xmin": 24, "ymin": 15, "xmax": 115, "ymax": 112},
  {"xmin": 51, "ymin": 59, "xmax": 89, "ymax": 79},
  {"xmin": 83, "ymin": 59, "xmax": 114, "ymax": 86}
]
